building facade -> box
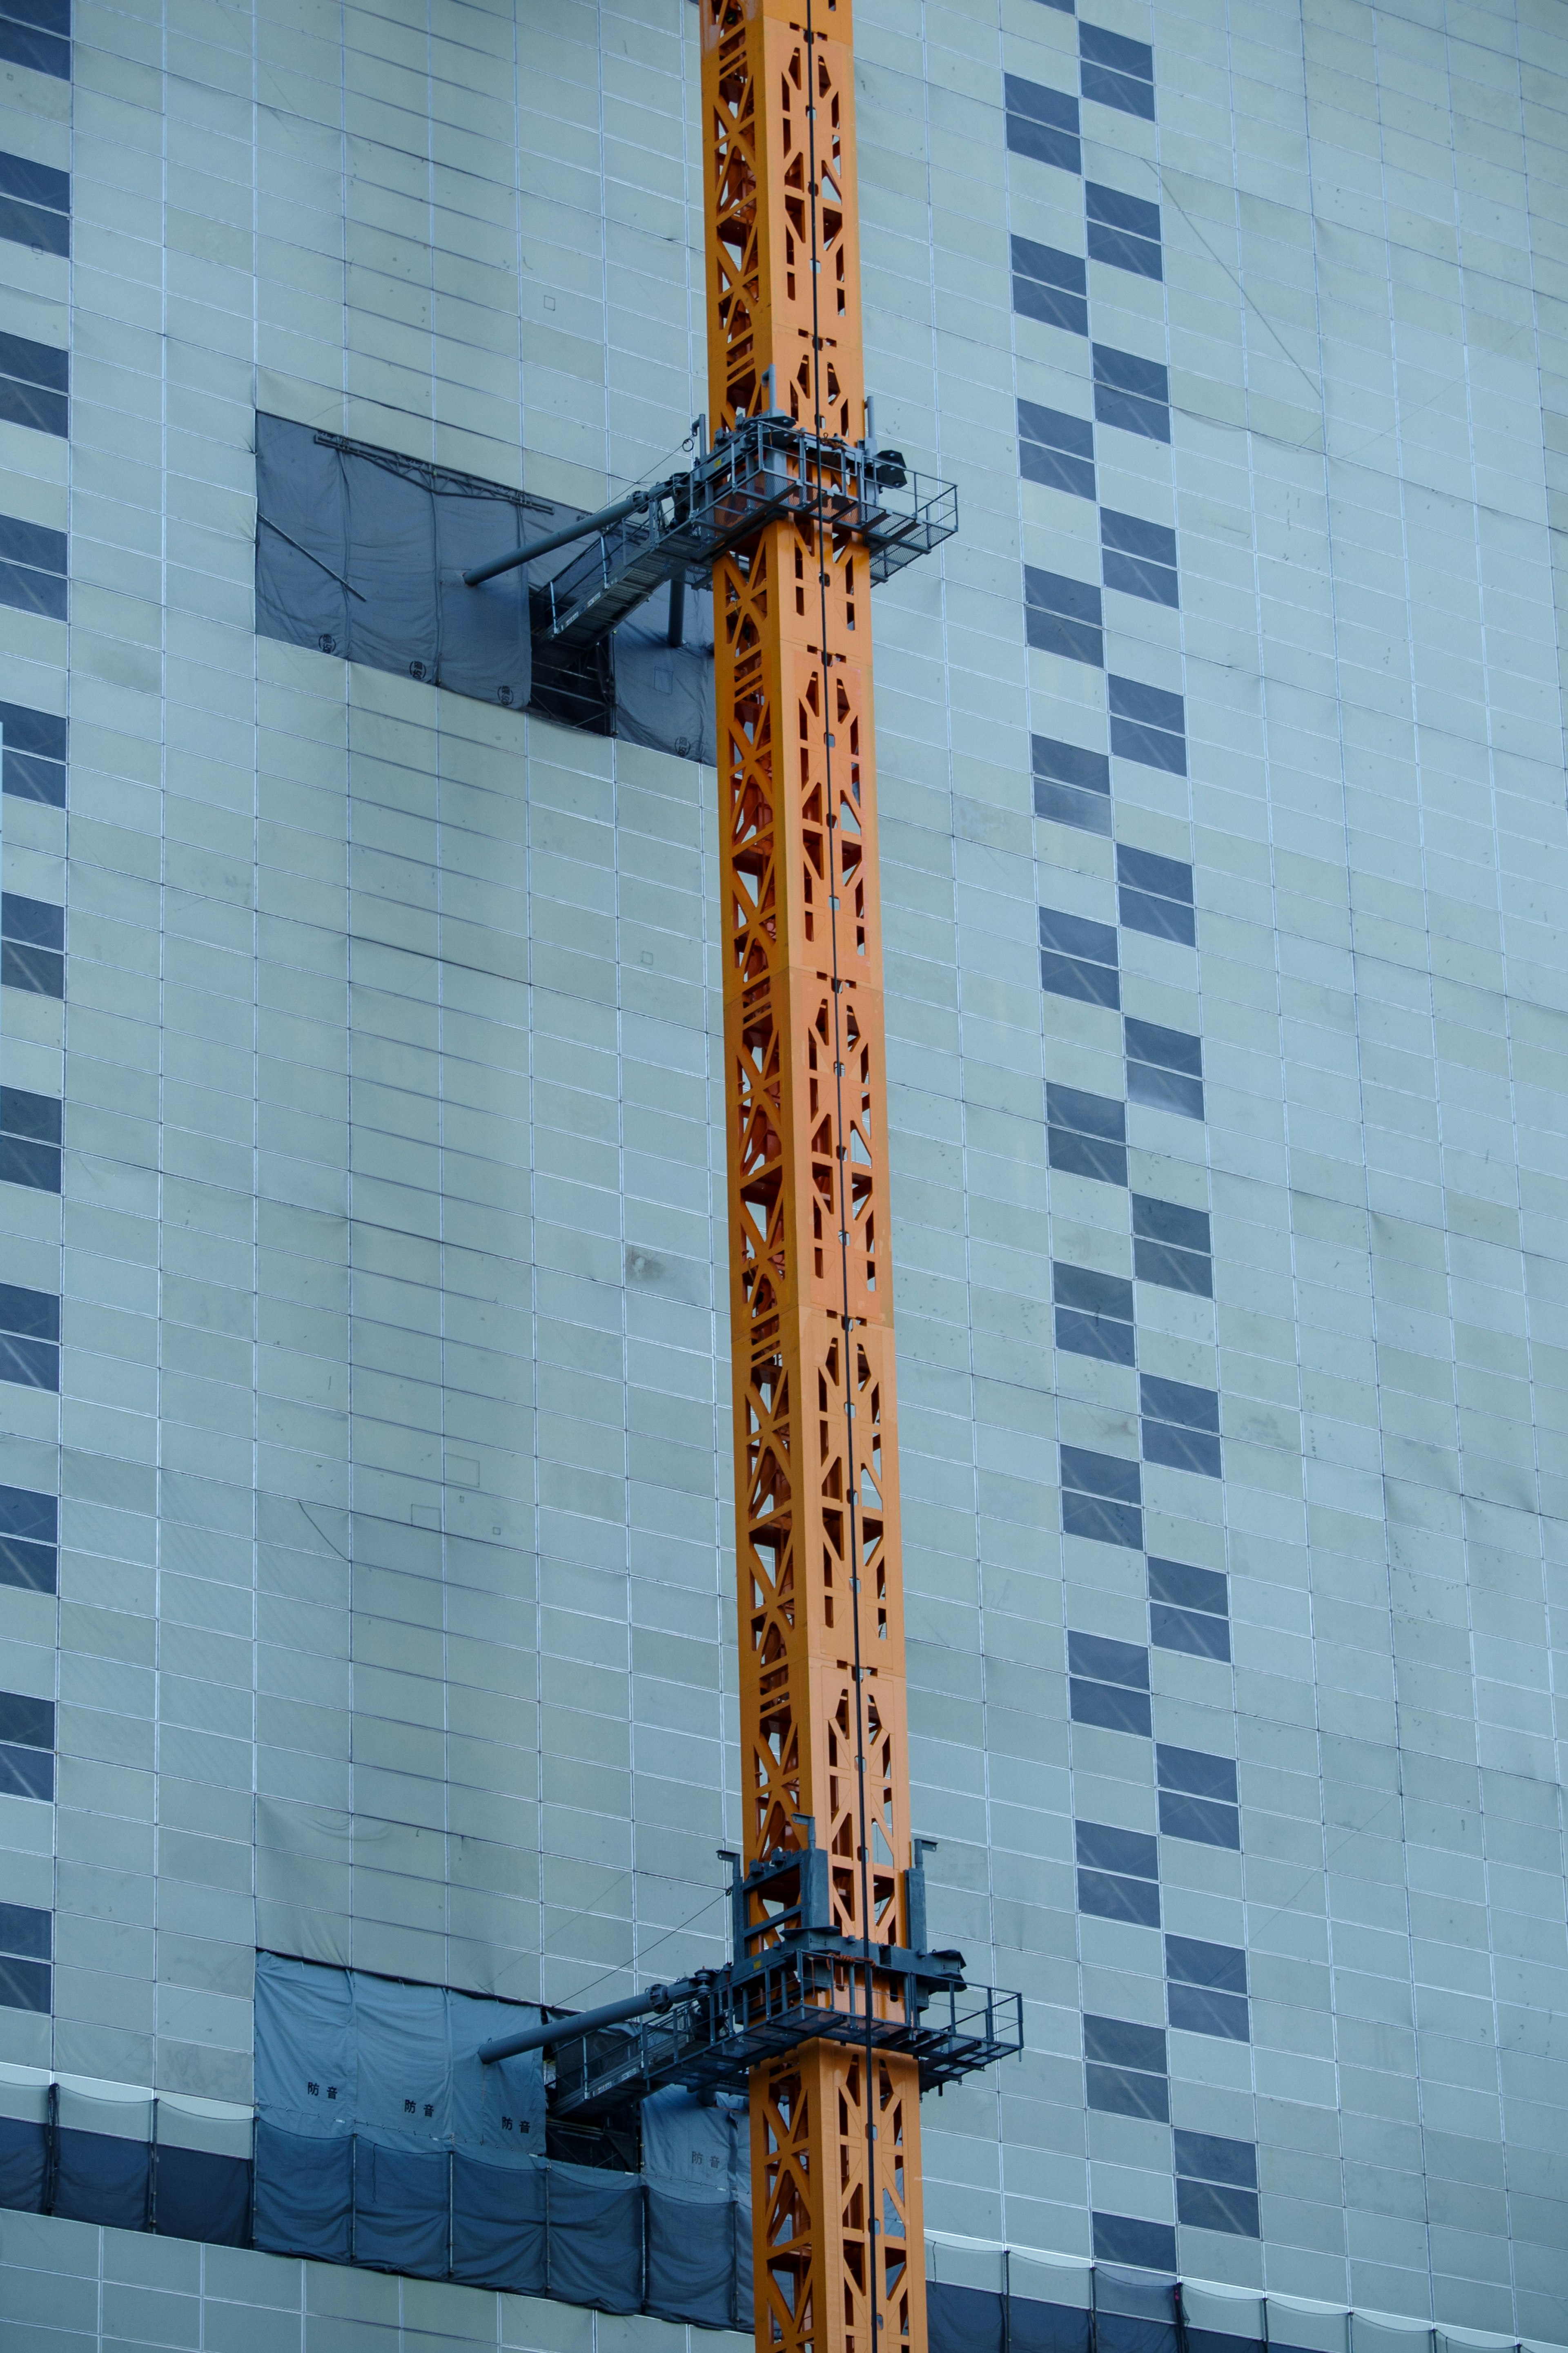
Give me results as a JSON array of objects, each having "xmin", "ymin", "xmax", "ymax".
[{"xmin": 1, "ymin": 0, "xmax": 1567, "ymax": 2344}]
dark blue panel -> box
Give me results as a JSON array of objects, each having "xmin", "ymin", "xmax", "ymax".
[
  {"xmin": 0, "ymin": 1482, "xmax": 54, "ymax": 1536},
  {"xmin": 153, "ymin": 2145, "xmax": 251, "ymax": 2245},
  {"xmin": 1007, "ymin": 74, "xmax": 1080, "ymax": 130},
  {"xmin": 0, "ymin": 1280, "xmax": 58, "ymax": 1336},
  {"xmin": 0, "ymin": 1533, "xmax": 53, "ymax": 1588},
  {"xmin": 1062, "ymin": 1489, "xmax": 1142, "ymax": 1547},
  {"xmin": 1, "ymin": 1087, "xmax": 61, "ymax": 1143},
  {"xmin": 1011, "ymin": 2297, "xmax": 1094, "ymax": 2353},
  {"xmin": 0, "ymin": 1955, "xmax": 49, "ymax": 2007},
  {"xmin": 0, "ymin": 152, "xmax": 67, "ymax": 208},
  {"xmin": 1133, "ymin": 1238, "xmax": 1209, "ymax": 1292},
  {"xmin": 0, "ymin": 514, "xmax": 65, "ymax": 571},
  {"xmin": 1143, "ymin": 1421, "xmax": 1221, "ymax": 1478},
  {"xmin": 0, "ymin": 376, "xmax": 66, "ymax": 436},
  {"xmin": 1109, "ymin": 714, "xmax": 1185, "ymax": 774},
  {"xmin": 0, "ymin": 2112, "xmax": 46, "ymax": 2208},
  {"xmin": 1060, "ymin": 1444, "xmax": 1140, "ymax": 1504},
  {"xmin": 2, "ymin": 939, "xmax": 64, "ymax": 997},
  {"xmin": 450, "ymin": 2152, "xmax": 547, "ymax": 2293},
  {"xmin": 1068, "ymin": 1630, "xmax": 1147, "ymax": 1687},
  {"xmin": 929, "ymin": 2282, "xmax": 1006, "ymax": 2353},
  {"xmin": 1086, "ymin": 182, "xmax": 1161, "ymax": 239},
  {"xmin": 1076, "ymin": 1820, "xmax": 1157, "ymax": 1878},
  {"xmin": 253, "ymin": 2120, "xmax": 352, "ymax": 2262},
  {"xmin": 0, "ymin": 1690, "xmax": 51, "ymax": 1745},
  {"xmin": 1021, "ymin": 439, "xmax": 1096, "ymax": 500},
  {"xmin": 0, "ymin": 557, "xmax": 65, "ymax": 618},
  {"xmin": 1167, "ymin": 1981, "xmax": 1249, "ymax": 2039},
  {"xmin": 1158, "ymin": 1788, "xmax": 1238, "ymax": 1847},
  {"xmin": 1056, "ymin": 1265, "xmax": 1135, "ymax": 1323},
  {"xmin": 1015, "ymin": 275, "xmax": 1088, "ymax": 335},
  {"xmin": 1176, "ymin": 2176, "xmax": 1260, "ymax": 2236},
  {"xmin": 1150, "ymin": 1602, "xmax": 1228, "ymax": 1660},
  {"xmin": 4, "ymin": 749, "xmax": 65, "ymax": 803},
  {"xmin": 1127, "ymin": 1063, "xmax": 1204, "ymax": 1121},
  {"xmin": 1079, "ymin": 23, "xmax": 1153, "ymax": 77},
  {"xmin": 1109, "ymin": 674, "xmax": 1183, "ymax": 730},
  {"xmin": 0, "ymin": 1742, "xmax": 51, "ymax": 1800},
  {"xmin": 1147, "ymin": 1556, "xmax": 1225, "ymax": 1613},
  {"xmin": 0, "ymin": 332, "xmax": 65, "ymax": 392},
  {"xmin": 1165, "ymin": 1934, "xmax": 1247, "ymax": 1995},
  {"xmin": 2, "ymin": 892, "xmax": 62, "ymax": 950},
  {"xmin": 1085, "ymin": 2015, "xmax": 1166, "ymax": 2072},
  {"xmin": 1118, "ymin": 845, "xmax": 1191, "ymax": 902},
  {"xmin": 1048, "ymin": 1126, "xmax": 1128, "ymax": 1186},
  {"xmin": 1094, "ymin": 386, "xmax": 1169, "ymax": 442},
  {"xmin": 0, "ymin": 16, "xmax": 70, "ymax": 77},
  {"xmin": 1056, "ymin": 1303, "xmax": 1135, "ymax": 1361},
  {"xmin": 0, "ymin": 195, "xmax": 67, "ymax": 255},
  {"xmin": 1119, "ymin": 887, "xmax": 1194, "ymax": 944},
  {"xmin": 2, "ymin": 0, "xmax": 71, "ymax": 38},
  {"xmin": 0, "ymin": 1135, "xmax": 60, "ymax": 1193},
  {"xmin": 1034, "ymin": 734, "xmax": 1108, "ymax": 792},
  {"xmin": 1039, "ymin": 906, "xmax": 1118, "ymax": 966},
  {"xmin": 1091, "ymin": 2211, "xmax": 1175, "ymax": 2271},
  {"xmin": 1087, "ymin": 221, "xmax": 1161, "ymax": 278},
  {"xmin": 1040, "ymin": 948, "xmax": 1118, "ymax": 1004},
  {"xmin": 644, "ymin": 2186, "xmax": 737, "ymax": 2328},
  {"xmin": 1141, "ymin": 1374, "xmax": 1218, "ymax": 1430},
  {"xmin": 1126, "ymin": 1021, "xmax": 1202, "ymax": 1080},
  {"xmin": 1175, "ymin": 2129, "xmax": 1256, "ymax": 2188},
  {"xmin": 548, "ymin": 2166, "xmax": 644, "ymax": 2313},
  {"xmin": 1013, "ymin": 234, "xmax": 1087, "ymax": 292},
  {"xmin": 1027, "ymin": 565, "xmax": 1102, "ymax": 624},
  {"xmin": 1071, "ymin": 1677, "xmax": 1152, "ymax": 1736},
  {"xmin": 1103, "ymin": 550, "xmax": 1177, "ymax": 605},
  {"xmin": 53, "ymin": 2128, "xmax": 149, "ymax": 2230},
  {"xmin": 1078, "ymin": 1867, "xmax": 1160, "ymax": 1927},
  {"xmin": 0, "ymin": 700, "xmax": 65, "ymax": 759},
  {"xmin": 1101, "ymin": 514, "xmax": 1177, "ymax": 569},
  {"xmin": 1048, "ymin": 1083, "xmax": 1125, "ymax": 1140},
  {"xmin": 1157, "ymin": 1742, "xmax": 1236, "ymax": 1800},
  {"xmin": 1094, "ymin": 344, "xmax": 1169, "ymax": 400},
  {"xmin": 1007, "ymin": 114, "xmax": 1081, "ymax": 174},
  {"xmin": 0, "ymin": 1899, "xmax": 49, "ymax": 1957},
  {"xmin": 1081, "ymin": 62, "xmax": 1156, "ymax": 116},
  {"xmin": 1027, "ymin": 607, "xmax": 1102, "ymax": 665},
  {"xmin": 354, "ymin": 2139, "xmax": 450, "ymax": 2277},
  {"xmin": 1086, "ymin": 2060, "xmax": 1168, "ymax": 2120},
  {"xmin": 1020, "ymin": 399, "xmax": 1094, "ymax": 457}
]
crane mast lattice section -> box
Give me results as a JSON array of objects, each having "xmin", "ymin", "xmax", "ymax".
[{"xmin": 702, "ymin": 6, "xmax": 924, "ymax": 2353}]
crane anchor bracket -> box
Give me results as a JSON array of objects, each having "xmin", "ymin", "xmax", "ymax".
[{"xmin": 525, "ymin": 415, "xmax": 958, "ymax": 656}]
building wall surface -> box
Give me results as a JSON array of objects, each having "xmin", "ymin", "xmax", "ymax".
[{"xmin": 0, "ymin": 0, "xmax": 1567, "ymax": 2343}]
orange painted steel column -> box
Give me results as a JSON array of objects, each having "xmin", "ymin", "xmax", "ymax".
[{"xmin": 699, "ymin": 8, "xmax": 927, "ymax": 2353}]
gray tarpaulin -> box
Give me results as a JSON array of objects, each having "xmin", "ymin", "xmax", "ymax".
[
  {"xmin": 254, "ymin": 413, "xmax": 715, "ymax": 765},
  {"xmin": 641, "ymin": 2087, "xmax": 749, "ymax": 2327}
]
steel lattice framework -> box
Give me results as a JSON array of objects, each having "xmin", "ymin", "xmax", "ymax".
[{"xmin": 699, "ymin": 6, "xmax": 928, "ymax": 2353}]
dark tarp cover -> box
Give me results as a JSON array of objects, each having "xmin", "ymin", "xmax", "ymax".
[
  {"xmin": 354, "ymin": 2138, "xmax": 450, "ymax": 2277},
  {"xmin": 253, "ymin": 2121, "xmax": 352, "ymax": 2263},
  {"xmin": 929, "ymin": 2281, "xmax": 1007, "ymax": 2353},
  {"xmin": 53, "ymin": 2127, "xmax": 149, "ymax": 2230},
  {"xmin": 152, "ymin": 2144, "xmax": 251, "ymax": 2246},
  {"xmin": 254, "ymin": 414, "xmax": 715, "ymax": 765},
  {"xmin": 645, "ymin": 2179, "xmax": 738, "ymax": 2328},
  {"xmin": 450, "ymin": 2152, "xmax": 547, "ymax": 2295},
  {"xmin": 0, "ymin": 2114, "xmax": 45, "ymax": 2210},
  {"xmin": 547, "ymin": 2160, "xmax": 644, "ymax": 2313},
  {"xmin": 1013, "ymin": 2292, "xmax": 1094, "ymax": 2353}
]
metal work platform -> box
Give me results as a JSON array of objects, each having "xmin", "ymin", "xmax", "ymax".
[
  {"xmin": 543, "ymin": 1937, "xmax": 1023, "ymax": 2125},
  {"xmin": 528, "ymin": 415, "xmax": 958, "ymax": 655}
]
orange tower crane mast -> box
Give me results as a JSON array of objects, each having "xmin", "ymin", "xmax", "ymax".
[{"xmin": 700, "ymin": 7, "xmax": 927, "ymax": 2353}]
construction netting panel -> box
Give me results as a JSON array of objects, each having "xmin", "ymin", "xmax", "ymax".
[
  {"xmin": 253, "ymin": 413, "xmax": 716, "ymax": 765},
  {"xmin": 251, "ymin": 1954, "xmax": 750, "ymax": 2325}
]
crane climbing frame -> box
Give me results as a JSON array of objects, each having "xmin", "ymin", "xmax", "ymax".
[{"xmin": 700, "ymin": 6, "xmax": 926, "ymax": 2353}]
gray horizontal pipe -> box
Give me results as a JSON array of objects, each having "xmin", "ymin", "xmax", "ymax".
[
  {"xmin": 462, "ymin": 487, "xmax": 652, "ymax": 587},
  {"xmin": 478, "ymin": 1976, "xmax": 697, "ymax": 2065}
]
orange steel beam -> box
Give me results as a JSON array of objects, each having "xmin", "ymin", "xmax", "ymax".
[{"xmin": 699, "ymin": 8, "xmax": 927, "ymax": 2353}]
